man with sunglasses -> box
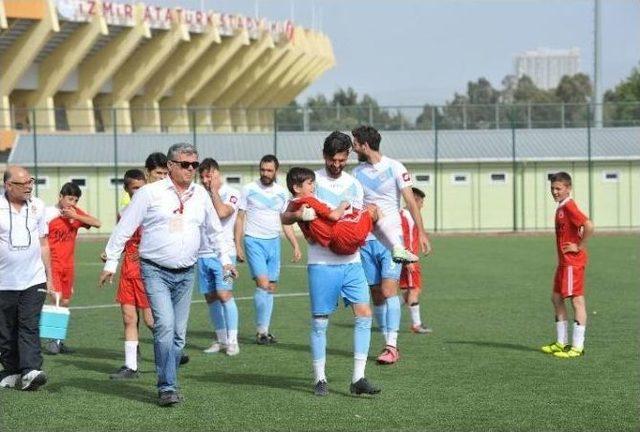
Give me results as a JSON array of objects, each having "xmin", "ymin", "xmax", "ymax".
[
  {"xmin": 0, "ymin": 166, "xmax": 52, "ymax": 391},
  {"xmin": 99, "ymin": 143, "xmax": 236, "ymax": 407}
]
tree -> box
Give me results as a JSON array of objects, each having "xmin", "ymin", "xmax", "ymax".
[
  {"xmin": 603, "ymin": 65, "xmax": 640, "ymax": 126},
  {"xmin": 555, "ymin": 73, "xmax": 592, "ymax": 127}
]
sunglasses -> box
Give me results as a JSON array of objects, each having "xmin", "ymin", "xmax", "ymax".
[
  {"xmin": 9, "ymin": 178, "xmax": 35, "ymax": 187},
  {"xmin": 171, "ymin": 160, "xmax": 200, "ymax": 170}
]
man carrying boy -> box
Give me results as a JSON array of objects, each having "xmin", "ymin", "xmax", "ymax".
[
  {"xmin": 45, "ymin": 182, "xmax": 101, "ymax": 354},
  {"xmin": 541, "ymin": 172, "xmax": 594, "ymax": 359},
  {"xmin": 399, "ymin": 187, "xmax": 432, "ymax": 334}
]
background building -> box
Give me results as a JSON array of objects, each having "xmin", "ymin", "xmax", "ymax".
[{"xmin": 514, "ymin": 48, "xmax": 580, "ymax": 90}]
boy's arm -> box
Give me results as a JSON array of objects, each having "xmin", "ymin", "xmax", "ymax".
[
  {"xmin": 209, "ymin": 188, "xmax": 235, "ymax": 220},
  {"xmin": 234, "ymin": 210, "xmax": 246, "ymax": 262},
  {"xmin": 63, "ymin": 207, "xmax": 102, "ymax": 228},
  {"xmin": 401, "ymin": 186, "xmax": 429, "ymax": 254},
  {"xmin": 562, "ymin": 219, "xmax": 594, "ymax": 253},
  {"xmin": 281, "ymin": 201, "xmax": 306, "ymax": 225},
  {"xmin": 327, "ymin": 201, "xmax": 350, "ymax": 222}
]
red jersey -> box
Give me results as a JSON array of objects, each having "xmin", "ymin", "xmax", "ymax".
[
  {"xmin": 555, "ymin": 198, "xmax": 588, "ymax": 267},
  {"xmin": 121, "ymin": 227, "xmax": 142, "ymax": 280},
  {"xmin": 290, "ymin": 196, "xmax": 334, "ymax": 247},
  {"xmin": 45, "ymin": 206, "xmax": 90, "ymax": 269},
  {"xmin": 400, "ymin": 208, "xmax": 419, "ymax": 254}
]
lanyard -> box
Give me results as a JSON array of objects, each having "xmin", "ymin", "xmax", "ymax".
[
  {"xmin": 4, "ymin": 194, "xmax": 31, "ymax": 251},
  {"xmin": 173, "ymin": 188, "xmax": 193, "ymax": 215}
]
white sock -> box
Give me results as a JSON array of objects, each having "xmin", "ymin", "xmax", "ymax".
[
  {"xmin": 257, "ymin": 326, "xmax": 268, "ymax": 335},
  {"xmin": 373, "ymin": 214, "xmax": 404, "ymax": 250},
  {"xmin": 387, "ymin": 330, "xmax": 398, "ymax": 348},
  {"xmin": 227, "ymin": 330, "xmax": 238, "ymax": 345},
  {"xmin": 572, "ymin": 322, "xmax": 586, "ymax": 351},
  {"xmin": 124, "ymin": 341, "xmax": 138, "ymax": 371},
  {"xmin": 409, "ymin": 304, "xmax": 422, "ymax": 326},
  {"xmin": 556, "ymin": 320, "xmax": 568, "ymax": 345},
  {"xmin": 215, "ymin": 329, "xmax": 228, "ymax": 346},
  {"xmin": 313, "ymin": 358, "xmax": 326, "ymax": 382},
  {"xmin": 352, "ymin": 354, "xmax": 367, "ymax": 383}
]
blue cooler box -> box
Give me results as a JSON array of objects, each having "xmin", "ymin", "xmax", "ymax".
[{"xmin": 39, "ymin": 305, "xmax": 70, "ymax": 340}]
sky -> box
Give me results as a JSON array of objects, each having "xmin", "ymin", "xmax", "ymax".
[{"xmin": 151, "ymin": 0, "xmax": 640, "ymax": 106}]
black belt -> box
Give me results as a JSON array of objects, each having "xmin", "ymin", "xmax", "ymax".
[{"xmin": 140, "ymin": 258, "xmax": 193, "ymax": 274}]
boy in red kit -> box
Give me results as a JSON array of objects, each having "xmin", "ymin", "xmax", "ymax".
[
  {"xmin": 399, "ymin": 187, "xmax": 433, "ymax": 334},
  {"xmin": 284, "ymin": 167, "xmax": 380, "ymax": 255},
  {"xmin": 541, "ymin": 172, "xmax": 594, "ymax": 359},
  {"xmin": 44, "ymin": 182, "xmax": 102, "ymax": 354},
  {"xmin": 109, "ymin": 169, "xmax": 154, "ymax": 379}
]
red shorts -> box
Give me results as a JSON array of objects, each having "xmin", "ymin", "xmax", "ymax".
[
  {"xmin": 329, "ymin": 211, "xmax": 373, "ymax": 255},
  {"xmin": 52, "ymin": 266, "xmax": 74, "ymax": 300},
  {"xmin": 553, "ymin": 265, "xmax": 585, "ymax": 298},
  {"xmin": 400, "ymin": 265, "xmax": 422, "ymax": 291},
  {"xmin": 116, "ymin": 277, "xmax": 150, "ymax": 308}
]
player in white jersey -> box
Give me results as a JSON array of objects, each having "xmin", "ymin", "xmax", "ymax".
[
  {"xmin": 234, "ymin": 155, "xmax": 301, "ymax": 345},
  {"xmin": 198, "ymin": 159, "xmax": 241, "ymax": 356},
  {"xmin": 281, "ymin": 131, "xmax": 380, "ymax": 396},
  {"xmin": 351, "ymin": 125, "xmax": 430, "ymax": 365}
]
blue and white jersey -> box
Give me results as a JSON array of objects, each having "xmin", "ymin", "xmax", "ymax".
[
  {"xmin": 352, "ymin": 156, "xmax": 413, "ymax": 241},
  {"xmin": 238, "ymin": 180, "xmax": 289, "ymax": 239},
  {"xmin": 199, "ymin": 184, "xmax": 240, "ymax": 257},
  {"xmin": 307, "ymin": 169, "xmax": 364, "ymax": 265}
]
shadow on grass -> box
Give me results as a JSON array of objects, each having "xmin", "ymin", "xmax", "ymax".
[
  {"xmin": 445, "ymin": 340, "xmax": 538, "ymax": 352},
  {"xmin": 188, "ymin": 371, "xmax": 352, "ymax": 397},
  {"xmin": 48, "ymin": 377, "xmax": 156, "ymax": 405}
]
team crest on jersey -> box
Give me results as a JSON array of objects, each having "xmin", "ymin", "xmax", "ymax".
[
  {"xmin": 558, "ymin": 210, "xmax": 564, "ymax": 219},
  {"xmin": 230, "ymin": 196, "xmax": 238, "ymax": 204},
  {"xmin": 402, "ymin": 172, "xmax": 410, "ymax": 182}
]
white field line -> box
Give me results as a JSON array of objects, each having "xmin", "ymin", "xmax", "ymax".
[{"xmin": 70, "ymin": 291, "xmax": 308, "ymax": 311}]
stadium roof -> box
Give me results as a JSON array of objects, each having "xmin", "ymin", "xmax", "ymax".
[{"xmin": 8, "ymin": 127, "xmax": 640, "ymax": 167}]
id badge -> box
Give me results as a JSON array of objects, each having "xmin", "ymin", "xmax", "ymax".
[{"xmin": 169, "ymin": 214, "xmax": 184, "ymax": 233}]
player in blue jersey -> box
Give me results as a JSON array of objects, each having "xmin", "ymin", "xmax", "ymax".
[
  {"xmin": 351, "ymin": 125, "xmax": 430, "ymax": 365},
  {"xmin": 234, "ymin": 155, "xmax": 301, "ymax": 345},
  {"xmin": 281, "ymin": 131, "xmax": 380, "ymax": 396}
]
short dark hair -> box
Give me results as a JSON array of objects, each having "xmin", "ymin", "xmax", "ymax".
[
  {"xmin": 352, "ymin": 125, "xmax": 381, "ymax": 151},
  {"xmin": 411, "ymin": 187, "xmax": 425, "ymax": 199},
  {"xmin": 59, "ymin": 182, "xmax": 82, "ymax": 198},
  {"xmin": 286, "ymin": 167, "xmax": 315, "ymax": 195},
  {"xmin": 198, "ymin": 158, "xmax": 220, "ymax": 175},
  {"xmin": 323, "ymin": 131, "xmax": 352, "ymax": 157},
  {"xmin": 260, "ymin": 154, "xmax": 279, "ymax": 170},
  {"xmin": 124, "ymin": 169, "xmax": 146, "ymax": 188},
  {"xmin": 145, "ymin": 152, "xmax": 168, "ymax": 171},
  {"xmin": 550, "ymin": 171, "xmax": 572, "ymax": 186}
]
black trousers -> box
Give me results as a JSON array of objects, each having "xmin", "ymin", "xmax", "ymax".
[{"xmin": 0, "ymin": 283, "xmax": 47, "ymax": 374}]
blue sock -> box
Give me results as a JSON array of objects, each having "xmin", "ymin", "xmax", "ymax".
[
  {"xmin": 373, "ymin": 303, "xmax": 388, "ymax": 334},
  {"xmin": 222, "ymin": 297, "xmax": 238, "ymax": 332},
  {"xmin": 254, "ymin": 288, "xmax": 270, "ymax": 332},
  {"xmin": 208, "ymin": 300, "xmax": 226, "ymax": 331},
  {"xmin": 310, "ymin": 318, "xmax": 328, "ymax": 361},
  {"xmin": 386, "ymin": 295, "xmax": 401, "ymax": 332},
  {"xmin": 354, "ymin": 316, "xmax": 372, "ymax": 358}
]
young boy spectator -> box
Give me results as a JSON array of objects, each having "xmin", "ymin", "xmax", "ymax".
[
  {"xmin": 44, "ymin": 182, "xmax": 101, "ymax": 354},
  {"xmin": 109, "ymin": 169, "xmax": 154, "ymax": 379},
  {"xmin": 541, "ymin": 172, "xmax": 594, "ymax": 359},
  {"xmin": 399, "ymin": 187, "xmax": 432, "ymax": 334}
]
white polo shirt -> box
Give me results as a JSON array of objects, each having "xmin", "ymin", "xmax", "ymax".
[{"xmin": 0, "ymin": 195, "xmax": 48, "ymax": 291}]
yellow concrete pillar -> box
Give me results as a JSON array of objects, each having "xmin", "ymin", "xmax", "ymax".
[
  {"xmin": 23, "ymin": 15, "xmax": 108, "ymax": 131},
  {"xmin": 0, "ymin": 1, "xmax": 7, "ymax": 29},
  {"xmin": 132, "ymin": 18, "xmax": 221, "ymax": 132},
  {"xmin": 160, "ymin": 29, "xmax": 249, "ymax": 132},
  {"xmin": 102, "ymin": 15, "xmax": 190, "ymax": 132},
  {"xmin": 60, "ymin": 4, "xmax": 150, "ymax": 132},
  {"xmin": 0, "ymin": 0, "xmax": 59, "ymax": 129}
]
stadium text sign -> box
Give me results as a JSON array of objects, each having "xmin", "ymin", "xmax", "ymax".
[{"xmin": 55, "ymin": 0, "xmax": 295, "ymax": 40}]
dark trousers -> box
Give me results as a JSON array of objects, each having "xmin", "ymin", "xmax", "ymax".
[{"xmin": 0, "ymin": 283, "xmax": 47, "ymax": 374}]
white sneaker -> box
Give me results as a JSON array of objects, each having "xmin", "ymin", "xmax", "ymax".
[
  {"xmin": 226, "ymin": 343, "xmax": 240, "ymax": 356},
  {"xmin": 0, "ymin": 373, "xmax": 21, "ymax": 388},
  {"xmin": 21, "ymin": 370, "xmax": 47, "ymax": 391},
  {"xmin": 392, "ymin": 246, "xmax": 419, "ymax": 263},
  {"xmin": 203, "ymin": 342, "xmax": 227, "ymax": 354}
]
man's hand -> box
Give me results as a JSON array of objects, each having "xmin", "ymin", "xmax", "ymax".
[
  {"xmin": 419, "ymin": 231, "xmax": 430, "ymax": 254},
  {"xmin": 223, "ymin": 264, "xmax": 239, "ymax": 280},
  {"xmin": 98, "ymin": 271, "xmax": 114, "ymax": 288},
  {"xmin": 236, "ymin": 246, "xmax": 245, "ymax": 263},
  {"xmin": 301, "ymin": 206, "xmax": 316, "ymax": 221},
  {"xmin": 561, "ymin": 242, "xmax": 580, "ymax": 253},
  {"xmin": 291, "ymin": 246, "xmax": 302, "ymax": 263},
  {"xmin": 100, "ymin": 252, "xmax": 107, "ymax": 263}
]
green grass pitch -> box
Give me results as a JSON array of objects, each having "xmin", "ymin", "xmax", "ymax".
[{"xmin": 1, "ymin": 234, "xmax": 638, "ymax": 431}]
